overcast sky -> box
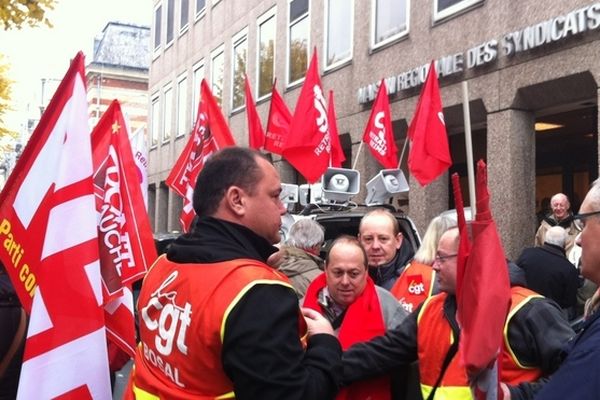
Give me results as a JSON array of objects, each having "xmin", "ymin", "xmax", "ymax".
[{"xmin": 0, "ymin": 0, "xmax": 152, "ymax": 134}]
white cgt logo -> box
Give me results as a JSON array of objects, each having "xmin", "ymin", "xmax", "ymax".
[{"xmin": 438, "ymin": 111, "xmax": 445, "ymax": 125}]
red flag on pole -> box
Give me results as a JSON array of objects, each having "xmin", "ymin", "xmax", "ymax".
[
  {"xmin": 91, "ymin": 100, "xmax": 157, "ymax": 358},
  {"xmin": 362, "ymin": 79, "xmax": 398, "ymax": 169},
  {"xmin": 452, "ymin": 161, "xmax": 511, "ymax": 399},
  {"xmin": 264, "ymin": 81, "xmax": 292, "ymax": 155},
  {"xmin": 282, "ymin": 48, "xmax": 332, "ymax": 183},
  {"xmin": 408, "ymin": 61, "xmax": 452, "ymax": 186},
  {"xmin": 166, "ymin": 79, "xmax": 235, "ymax": 232},
  {"xmin": 0, "ymin": 52, "xmax": 112, "ymax": 399},
  {"xmin": 244, "ymin": 75, "xmax": 265, "ymax": 150},
  {"xmin": 327, "ymin": 90, "xmax": 346, "ymax": 168}
]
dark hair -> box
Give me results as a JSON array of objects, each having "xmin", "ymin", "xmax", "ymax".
[
  {"xmin": 193, "ymin": 147, "xmax": 265, "ymax": 216},
  {"xmin": 326, "ymin": 235, "xmax": 368, "ymax": 269}
]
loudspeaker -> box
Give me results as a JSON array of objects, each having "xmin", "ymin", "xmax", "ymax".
[
  {"xmin": 321, "ymin": 167, "xmax": 360, "ymax": 204},
  {"xmin": 365, "ymin": 169, "xmax": 409, "ymax": 206},
  {"xmin": 280, "ymin": 183, "xmax": 299, "ymax": 204},
  {"xmin": 299, "ymin": 183, "xmax": 323, "ymax": 206}
]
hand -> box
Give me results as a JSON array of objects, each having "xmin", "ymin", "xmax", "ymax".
[
  {"xmin": 301, "ymin": 307, "xmax": 335, "ymax": 337},
  {"xmin": 267, "ymin": 248, "xmax": 285, "ymax": 267}
]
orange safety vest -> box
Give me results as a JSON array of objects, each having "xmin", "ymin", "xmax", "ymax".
[
  {"xmin": 417, "ymin": 293, "xmax": 471, "ymax": 400},
  {"xmin": 501, "ymin": 286, "xmax": 544, "ymax": 384},
  {"xmin": 126, "ymin": 255, "xmax": 304, "ymax": 400},
  {"xmin": 391, "ymin": 261, "xmax": 435, "ymax": 314}
]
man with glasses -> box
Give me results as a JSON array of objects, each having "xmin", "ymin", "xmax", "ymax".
[
  {"xmin": 535, "ymin": 180, "xmax": 600, "ymax": 399},
  {"xmin": 535, "ymin": 193, "xmax": 580, "ymax": 255},
  {"xmin": 343, "ymin": 227, "xmax": 573, "ymax": 400}
]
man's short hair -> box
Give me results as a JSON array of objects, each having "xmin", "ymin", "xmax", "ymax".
[
  {"xmin": 286, "ymin": 219, "xmax": 325, "ymax": 250},
  {"xmin": 359, "ymin": 208, "xmax": 400, "ymax": 235},
  {"xmin": 545, "ymin": 226, "xmax": 567, "ymax": 248},
  {"xmin": 193, "ymin": 147, "xmax": 265, "ymax": 216},
  {"xmin": 326, "ymin": 235, "xmax": 368, "ymax": 269}
]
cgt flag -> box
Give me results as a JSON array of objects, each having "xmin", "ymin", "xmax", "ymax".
[
  {"xmin": 407, "ymin": 61, "xmax": 452, "ymax": 186},
  {"xmin": 361, "ymin": 79, "xmax": 398, "ymax": 169},
  {"xmin": 264, "ymin": 80, "xmax": 292, "ymax": 155},
  {"xmin": 282, "ymin": 48, "xmax": 331, "ymax": 183},
  {"xmin": 244, "ymin": 75, "xmax": 265, "ymax": 150},
  {"xmin": 91, "ymin": 100, "xmax": 157, "ymax": 358},
  {"xmin": 327, "ymin": 90, "xmax": 346, "ymax": 168},
  {"xmin": 0, "ymin": 52, "xmax": 112, "ymax": 399},
  {"xmin": 166, "ymin": 79, "xmax": 235, "ymax": 232},
  {"xmin": 129, "ymin": 125, "xmax": 149, "ymax": 208}
]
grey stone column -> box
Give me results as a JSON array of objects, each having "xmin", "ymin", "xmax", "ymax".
[{"xmin": 486, "ymin": 108, "xmax": 535, "ymax": 260}]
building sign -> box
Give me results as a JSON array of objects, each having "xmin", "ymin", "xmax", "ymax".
[{"xmin": 358, "ymin": 3, "xmax": 600, "ymax": 104}]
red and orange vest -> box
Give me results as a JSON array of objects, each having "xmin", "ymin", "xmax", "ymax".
[
  {"xmin": 391, "ymin": 261, "xmax": 435, "ymax": 314},
  {"xmin": 126, "ymin": 255, "xmax": 302, "ymax": 400}
]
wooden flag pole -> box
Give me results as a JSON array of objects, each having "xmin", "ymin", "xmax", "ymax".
[
  {"xmin": 397, "ymin": 137, "xmax": 409, "ymax": 169},
  {"xmin": 352, "ymin": 141, "xmax": 364, "ymax": 170},
  {"xmin": 462, "ymin": 81, "xmax": 476, "ymax": 216}
]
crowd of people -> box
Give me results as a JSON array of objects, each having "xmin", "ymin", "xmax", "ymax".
[{"xmin": 3, "ymin": 146, "xmax": 600, "ymax": 399}]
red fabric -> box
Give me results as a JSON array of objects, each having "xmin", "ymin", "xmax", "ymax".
[
  {"xmin": 327, "ymin": 90, "xmax": 346, "ymax": 168},
  {"xmin": 407, "ymin": 61, "xmax": 452, "ymax": 186},
  {"xmin": 91, "ymin": 100, "xmax": 157, "ymax": 357},
  {"xmin": 244, "ymin": 76, "xmax": 265, "ymax": 150},
  {"xmin": 303, "ymin": 274, "xmax": 390, "ymax": 400},
  {"xmin": 282, "ymin": 49, "xmax": 332, "ymax": 183},
  {"xmin": 0, "ymin": 52, "xmax": 112, "ymax": 398},
  {"xmin": 361, "ymin": 79, "xmax": 398, "ymax": 169},
  {"xmin": 166, "ymin": 79, "xmax": 235, "ymax": 232},
  {"xmin": 452, "ymin": 161, "xmax": 511, "ymax": 399},
  {"xmin": 264, "ymin": 80, "xmax": 292, "ymax": 155}
]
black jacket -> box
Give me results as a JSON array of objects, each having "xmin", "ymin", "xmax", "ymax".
[
  {"xmin": 166, "ymin": 216, "xmax": 342, "ymax": 400},
  {"xmin": 368, "ymin": 240, "xmax": 415, "ymax": 290}
]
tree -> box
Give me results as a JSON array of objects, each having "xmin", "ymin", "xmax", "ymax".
[
  {"xmin": 0, "ymin": 0, "xmax": 54, "ymax": 30},
  {"xmin": 0, "ymin": 54, "xmax": 16, "ymax": 141}
]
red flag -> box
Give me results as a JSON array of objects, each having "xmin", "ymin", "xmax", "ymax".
[
  {"xmin": 452, "ymin": 161, "xmax": 511, "ymax": 398},
  {"xmin": 361, "ymin": 79, "xmax": 398, "ymax": 169},
  {"xmin": 264, "ymin": 80, "xmax": 292, "ymax": 155},
  {"xmin": 0, "ymin": 52, "xmax": 111, "ymax": 398},
  {"xmin": 245, "ymin": 75, "xmax": 265, "ymax": 150},
  {"xmin": 408, "ymin": 61, "xmax": 452, "ymax": 186},
  {"xmin": 166, "ymin": 79, "xmax": 235, "ymax": 232},
  {"xmin": 327, "ymin": 90, "xmax": 345, "ymax": 168},
  {"xmin": 282, "ymin": 49, "xmax": 332, "ymax": 183},
  {"xmin": 91, "ymin": 100, "xmax": 157, "ymax": 357}
]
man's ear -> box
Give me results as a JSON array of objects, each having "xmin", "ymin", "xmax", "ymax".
[{"xmin": 224, "ymin": 186, "xmax": 246, "ymax": 216}]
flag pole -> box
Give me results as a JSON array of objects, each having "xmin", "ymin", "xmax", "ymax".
[
  {"xmin": 462, "ymin": 81, "xmax": 476, "ymax": 216},
  {"xmin": 396, "ymin": 137, "xmax": 409, "ymax": 169},
  {"xmin": 352, "ymin": 141, "xmax": 364, "ymax": 170}
]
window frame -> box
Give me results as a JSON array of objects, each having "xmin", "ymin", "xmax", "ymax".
[
  {"xmin": 433, "ymin": 0, "xmax": 483, "ymax": 22},
  {"xmin": 286, "ymin": 0, "xmax": 310, "ymax": 88},
  {"xmin": 180, "ymin": 0, "xmax": 190, "ymax": 35},
  {"xmin": 323, "ymin": 0, "xmax": 354, "ymax": 71},
  {"xmin": 176, "ymin": 73, "xmax": 188, "ymax": 138},
  {"xmin": 150, "ymin": 92, "xmax": 160, "ymax": 148},
  {"xmin": 370, "ymin": 0, "xmax": 410, "ymax": 51},
  {"xmin": 210, "ymin": 44, "xmax": 226, "ymax": 107},
  {"xmin": 162, "ymin": 84, "xmax": 173, "ymax": 143},
  {"xmin": 192, "ymin": 59, "xmax": 205, "ymax": 125},
  {"xmin": 231, "ymin": 27, "xmax": 249, "ymax": 113},
  {"xmin": 153, "ymin": 2, "xmax": 163, "ymax": 59},
  {"xmin": 195, "ymin": 0, "xmax": 206, "ymax": 21},
  {"xmin": 165, "ymin": 0, "xmax": 175, "ymax": 48},
  {"xmin": 256, "ymin": 6, "xmax": 277, "ymax": 101}
]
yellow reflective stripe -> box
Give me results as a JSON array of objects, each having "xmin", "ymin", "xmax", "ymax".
[
  {"xmin": 132, "ymin": 384, "xmax": 160, "ymax": 400},
  {"xmin": 503, "ymin": 294, "xmax": 543, "ymax": 368},
  {"xmin": 215, "ymin": 391, "xmax": 235, "ymax": 399},
  {"xmin": 428, "ymin": 270, "xmax": 436, "ymax": 297},
  {"xmin": 421, "ymin": 383, "xmax": 472, "ymax": 399},
  {"xmin": 221, "ymin": 279, "xmax": 295, "ymax": 342},
  {"xmin": 417, "ymin": 295, "xmax": 437, "ymax": 324}
]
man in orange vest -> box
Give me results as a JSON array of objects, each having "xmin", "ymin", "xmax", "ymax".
[
  {"xmin": 343, "ymin": 227, "xmax": 574, "ymax": 400},
  {"xmin": 127, "ymin": 147, "xmax": 342, "ymax": 399}
]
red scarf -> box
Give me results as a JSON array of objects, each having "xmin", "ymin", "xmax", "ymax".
[{"xmin": 303, "ymin": 273, "xmax": 391, "ymax": 400}]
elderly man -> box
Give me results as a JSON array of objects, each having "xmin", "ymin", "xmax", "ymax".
[
  {"xmin": 535, "ymin": 193, "xmax": 579, "ymax": 255},
  {"xmin": 127, "ymin": 147, "xmax": 342, "ymax": 399},
  {"xmin": 535, "ymin": 179, "xmax": 600, "ymax": 399},
  {"xmin": 272, "ymin": 218, "xmax": 325, "ymax": 298},
  {"xmin": 358, "ymin": 208, "xmax": 415, "ymax": 290},
  {"xmin": 343, "ymin": 227, "xmax": 574, "ymax": 400},
  {"xmin": 303, "ymin": 235, "xmax": 408, "ymax": 400}
]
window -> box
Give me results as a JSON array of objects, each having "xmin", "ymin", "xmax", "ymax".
[
  {"xmin": 163, "ymin": 85, "xmax": 173, "ymax": 142},
  {"xmin": 195, "ymin": 0, "xmax": 206, "ymax": 19},
  {"xmin": 192, "ymin": 60, "xmax": 205, "ymax": 123},
  {"xmin": 324, "ymin": 0, "xmax": 353, "ymax": 70},
  {"xmin": 371, "ymin": 0, "xmax": 409, "ymax": 49},
  {"xmin": 434, "ymin": 0, "xmax": 482, "ymax": 21},
  {"xmin": 153, "ymin": 3, "xmax": 162, "ymax": 52},
  {"xmin": 180, "ymin": 0, "xmax": 189, "ymax": 33},
  {"xmin": 287, "ymin": 0, "xmax": 309, "ymax": 86},
  {"xmin": 231, "ymin": 29, "xmax": 248, "ymax": 111},
  {"xmin": 257, "ymin": 7, "xmax": 276, "ymax": 99},
  {"xmin": 166, "ymin": 0, "xmax": 175, "ymax": 46},
  {"xmin": 151, "ymin": 94, "xmax": 160, "ymax": 146},
  {"xmin": 177, "ymin": 74, "xmax": 188, "ymax": 137},
  {"xmin": 211, "ymin": 45, "xmax": 225, "ymax": 106}
]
